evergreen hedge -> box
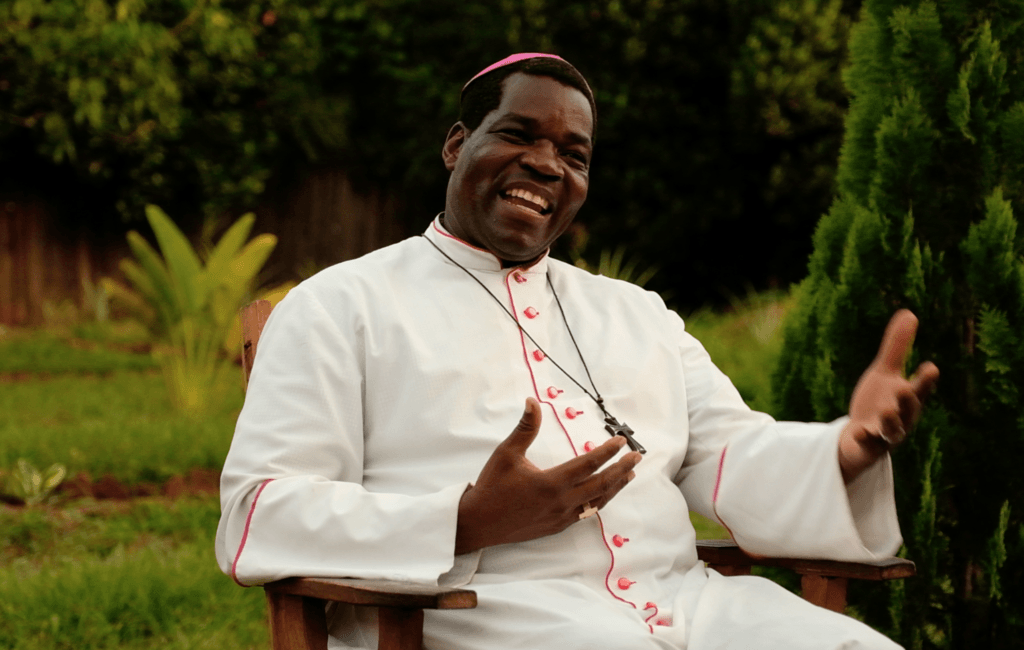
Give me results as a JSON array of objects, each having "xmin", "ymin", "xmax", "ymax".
[{"xmin": 774, "ymin": 1, "xmax": 1024, "ymax": 648}]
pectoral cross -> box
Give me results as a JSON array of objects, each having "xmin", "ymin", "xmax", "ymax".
[{"xmin": 604, "ymin": 414, "xmax": 646, "ymax": 455}]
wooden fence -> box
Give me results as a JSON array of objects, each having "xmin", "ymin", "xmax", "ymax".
[
  {"xmin": 255, "ymin": 167, "xmax": 408, "ymax": 286},
  {"xmin": 0, "ymin": 168, "xmax": 409, "ymax": 327},
  {"xmin": 0, "ymin": 200, "xmax": 127, "ymax": 327}
]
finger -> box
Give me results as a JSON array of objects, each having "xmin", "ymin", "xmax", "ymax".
[
  {"xmin": 896, "ymin": 389, "xmax": 922, "ymax": 431},
  {"xmin": 910, "ymin": 361, "xmax": 940, "ymax": 401},
  {"xmin": 579, "ymin": 470, "xmax": 635, "ymax": 514},
  {"xmin": 574, "ymin": 455, "xmax": 640, "ymax": 507},
  {"xmin": 877, "ymin": 410, "xmax": 907, "ymax": 447},
  {"xmin": 551, "ymin": 437, "xmax": 628, "ymax": 482},
  {"xmin": 501, "ymin": 397, "xmax": 543, "ymax": 456},
  {"xmin": 874, "ymin": 310, "xmax": 918, "ymax": 374}
]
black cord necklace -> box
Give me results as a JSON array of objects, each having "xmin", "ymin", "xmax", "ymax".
[{"xmin": 422, "ymin": 230, "xmax": 645, "ymax": 454}]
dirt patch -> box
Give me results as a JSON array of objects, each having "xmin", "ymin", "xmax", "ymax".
[{"xmin": 55, "ymin": 468, "xmax": 221, "ymax": 502}]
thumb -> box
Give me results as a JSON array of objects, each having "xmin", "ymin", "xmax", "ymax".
[{"xmin": 503, "ymin": 397, "xmax": 543, "ymax": 455}]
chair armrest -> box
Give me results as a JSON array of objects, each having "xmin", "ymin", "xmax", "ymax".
[
  {"xmin": 695, "ymin": 539, "xmax": 916, "ymax": 580},
  {"xmin": 264, "ymin": 577, "xmax": 478, "ymax": 610}
]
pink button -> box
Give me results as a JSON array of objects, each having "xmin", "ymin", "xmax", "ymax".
[
  {"xmin": 617, "ymin": 578, "xmax": 635, "ymax": 590},
  {"xmin": 524, "ymin": 306, "xmax": 539, "ymax": 319},
  {"xmin": 583, "ymin": 441, "xmax": 596, "ymax": 452},
  {"xmin": 564, "ymin": 407, "xmax": 583, "ymax": 419},
  {"xmin": 546, "ymin": 386, "xmax": 562, "ymax": 399},
  {"xmin": 512, "ymin": 272, "xmax": 527, "ymax": 283},
  {"xmin": 656, "ymin": 619, "xmax": 670, "ymax": 627},
  {"xmin": 612, "ymin": 535, "xmax": 628, "ymax": 547},
  {"xmin": 532, "ymin": 350, "xmax": 545, "ymax": 361}
]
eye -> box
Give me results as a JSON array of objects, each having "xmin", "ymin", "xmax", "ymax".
[
  {"xmin": 499, "ymin": 128, "xmax": 530, "ymax": 142},
  {"xmin": 565, "ymin": 151, "xmax": 590, "ymax": 168}
]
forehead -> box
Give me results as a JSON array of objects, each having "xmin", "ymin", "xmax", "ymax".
[{"xmin": 485, "ymin": 73, "xmax": 593, "ymax": 141}]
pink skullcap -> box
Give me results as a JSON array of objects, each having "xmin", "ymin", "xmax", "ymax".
[{"xmin": 462, "ymin": 53, "xmax": 567, "ymax": 93}]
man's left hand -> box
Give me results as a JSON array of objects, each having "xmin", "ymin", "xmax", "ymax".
[{"xmin": 839, "ymin": 309, "xmax": 940, "ymax": 483}]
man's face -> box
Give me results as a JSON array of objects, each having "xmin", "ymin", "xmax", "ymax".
[{"xmin": 442, "ymin": 73, "xmax": 593, "ymax": 266}]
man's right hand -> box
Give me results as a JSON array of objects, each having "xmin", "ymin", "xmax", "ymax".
[{"xmin": 455, "ymin": 397, "xmax": 642, "ymax": 554}]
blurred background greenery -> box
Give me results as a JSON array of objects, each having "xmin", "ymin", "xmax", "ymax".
[
  {"xmin": 0, "ymin": 0, "xmax": 861, "ymax": 311},
  {"xmin": 2, "ymin": 0, "xmax": 1023, "ymax": 648}
]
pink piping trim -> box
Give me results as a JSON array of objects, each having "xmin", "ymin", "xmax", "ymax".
[
  {"xmin": 504, "ymin": 272, "xmax": 580, "ymax": 457},
  {"xmin": 231, "ymin": 478, "xmax": 274, "ymax": 587},
  {"xmin": 431, "ymin": 220, "xmax": 549, "ymax": 273},
  {"xmin": 712, "ymin": 445, "xmax": 727, "ymax": 504},
  {"xmin": 711, "ymin": 446, "xmax": 737, "ymax": 540},
  {"xmin": 431, "ymin": 220, "xmax": 499, "ymax": 258},
  {"xmin": 643, "ymin": 602, "xmax": 659, "ymax": 633},
  {"xmin": 504, "ymin": 272, "xmax": 644, "ymax": 626},
  {"xmin": 596, "ymin": 514, "xmax": 641, "ymax": 611}
]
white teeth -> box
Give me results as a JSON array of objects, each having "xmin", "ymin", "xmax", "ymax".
[{"xmin": 506, "ymin": 188, "xmax": 549, "ymax": 211}]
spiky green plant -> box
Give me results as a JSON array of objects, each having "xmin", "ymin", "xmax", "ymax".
[
  {"xmin": 774, "ymin": 2, "xmax": 1024, "ymax": 648},
  {"xmin": 104, "ymin": 206, "xmax": 275, "ymax": 414},
  {"xmin": 2, "ymin": 459, "xmax": 66, "ymax": 507}
]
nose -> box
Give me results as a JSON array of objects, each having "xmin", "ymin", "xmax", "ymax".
[{"xmin": 519, "ymin": 141, "xmax": 562, "ymax": 180}]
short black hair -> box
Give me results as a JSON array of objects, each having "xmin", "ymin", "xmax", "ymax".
[{"xmin": 459, "ymin": 57, "xmax": 597, "ymax": 133}]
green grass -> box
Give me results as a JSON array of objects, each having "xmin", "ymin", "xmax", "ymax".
[
  {"xmin": 0, "ymin": 497, "xmax": 222, "ymax": 565},
  {"xmin": 682, "ymin": 290, "xmax": 791, "ymax": 417},
  {"xmin": 690, "ymin": 511, "xmax": 729, "ymax": 540},
  {"xmin": 0, "ymin": 498, "xmax": 267, "ymax": 650},
  {"xmin": 0, "ymin": 332, "xmax": 156, "ymax": 375},
  {"xmin": 0, "ymin": 370, "xmax": 242, "ymax": 484}
]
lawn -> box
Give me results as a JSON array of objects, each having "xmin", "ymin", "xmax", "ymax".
[
  {"xmin": 0, "ymin": 294, "xmax": 787, "ymax": 647},
  {"xmin": 0, "ymin": 497, "xmax": 267, "ymax": 650}
]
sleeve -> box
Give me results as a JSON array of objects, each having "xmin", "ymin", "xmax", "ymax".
[
  {"xmin": 671, "ymin": 314, "xmax": 902, "ymax": 561},
  {"xmin": 214, "ymin": 285, "xmax": 475, "ymax": 587}
]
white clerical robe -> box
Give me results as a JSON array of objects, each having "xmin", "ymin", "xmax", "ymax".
[{"xmin": 216, "ymin": 217, "xmax": 904, "ymax": 649}]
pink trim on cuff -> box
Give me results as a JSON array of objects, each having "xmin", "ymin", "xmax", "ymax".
[
  {"xmin": 711, "ymin": 446, "xmax": 738, "ymax": 539},
  {"xmin": 712, "ymin": 445, "xmax": 727, "ymax": 504},
  {"xmin": 231, "ymin": 478, "xmax": 274, "ymax": 587}
]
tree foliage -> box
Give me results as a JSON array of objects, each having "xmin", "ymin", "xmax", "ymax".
[
  {"xmin": 0, "ymin": 0, "xmax": 350, "ymax": 220},
  {"xmin": 774, "ymin": 2, "xmax": 1024, "ymax": 647},
  {"xmin": 1, "ymin": 0, "xmax": 861, "ymax": 309}
]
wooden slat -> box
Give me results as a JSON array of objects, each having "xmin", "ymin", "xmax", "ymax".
[
  {"xmin": 266, "ymin": 591, "xmax": 328, "ymax": 650},
  {"xmin": 265, "ymin": 577, "xmax": 478, "ymax": 610},
  {"xmin": 0, "ymin": 209, "xmax": 12, "ymax": 324},
  {"xmin": 11, "ymin": 207, "xmax": 27, "ymax": 324},
  {"xmin": 240, "ymin": 299, "xmax": 273, "ymax": 387},
  {"xmin": 26, "ymin": 204, "xmax": 44, "ymax": 324},
  {"xmin": 378, "ymin": 608, "xmax": 424, "ymax": 650},
  {"xmin": 696, "ymin": 539, "xmax": 916, "ymax": 580},
  {"xmin": 801, "ymin": 574, "xmax": 848, "ymax": 613}
]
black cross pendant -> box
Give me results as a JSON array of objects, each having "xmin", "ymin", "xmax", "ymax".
[{"xmin": 604, "ymin": 414, "xmax": 646, "ymax": 454}]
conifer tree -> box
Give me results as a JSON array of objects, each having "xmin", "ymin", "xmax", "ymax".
[{"xmin": 774, "ymin": 1, "xmax": 1024, "ymax": 648}]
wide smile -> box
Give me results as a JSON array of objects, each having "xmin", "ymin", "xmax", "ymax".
[{"xmin": 499, "ymin": 189, "xmax": 553, "ymax": 215}]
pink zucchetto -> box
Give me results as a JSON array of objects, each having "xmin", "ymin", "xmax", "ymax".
[{"xmin": 461, "ymin": 53, "xmax": 568, "ymax": 94}]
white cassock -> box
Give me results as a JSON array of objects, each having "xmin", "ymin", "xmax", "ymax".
[{"xmin": 216, "ymin": 216, "xmax": 904, "ymax": 650}]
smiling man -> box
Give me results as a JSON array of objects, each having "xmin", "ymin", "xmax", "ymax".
[{"xmin": 217, "ymin": 54, "xmax": 938, "ymax": 650}]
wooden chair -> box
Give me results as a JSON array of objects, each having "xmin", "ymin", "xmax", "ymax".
[{"xmin": 239, "ymin": 300, "xmax": 916, "ymax": 650}]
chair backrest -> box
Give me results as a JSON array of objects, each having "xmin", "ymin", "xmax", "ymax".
[{"xmin": 241, "ymin": 300, "xmax": 274, "ymax": 389}]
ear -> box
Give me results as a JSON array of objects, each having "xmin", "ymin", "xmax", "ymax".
[{"xmin": 442, "ymin": 122, "xmax": 469, "ymax": 172}]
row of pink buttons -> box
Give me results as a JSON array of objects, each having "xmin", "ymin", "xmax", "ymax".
[{"xmin": 513, "ymin": 268, "xmax": 660, "ymax": 621}]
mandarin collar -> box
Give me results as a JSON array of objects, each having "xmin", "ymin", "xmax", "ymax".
[{"xmin": 423, "ymin": 215, "xmax": 550, "ymax": 275}]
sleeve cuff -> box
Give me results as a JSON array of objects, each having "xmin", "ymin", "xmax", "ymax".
[{"xmin": 713, "ymin": 418, "xmax": 903, "ymax": 561}]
